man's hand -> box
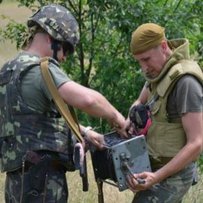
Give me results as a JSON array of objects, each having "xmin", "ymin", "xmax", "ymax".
[
  {"xmin": 124, "ymin": 117, "xmax": 135, "ymax": 135},
  {"xmin": 109, "ymin": 114, "xmax": 129, "ymax": 138},
  {"xmin": 85, "ymin": 130, "xmax": 105, "ymax": 150},
  {"xmin": 127, "ymin": 171, "xmax": 158, "ymax": 192}
]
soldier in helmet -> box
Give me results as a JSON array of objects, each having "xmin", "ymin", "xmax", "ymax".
[{"xmin": 0, "ymin": 4, "xmax": 127, "ymax": 203}]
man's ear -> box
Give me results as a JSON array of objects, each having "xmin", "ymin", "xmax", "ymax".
[
  {"xmin": 161, "ymin": 40, "xmax": 167, "ymax": 51},
  {"xmin": 47, "ymin": 35, "xmax": 52, "ymax": 44},
  {"xmin": 160, "ymin": 40, "xmax": 168, "ymax": 54}
]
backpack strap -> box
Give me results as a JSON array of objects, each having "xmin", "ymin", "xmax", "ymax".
[{"xmin": 39, "ymin": 57, "xmax": 84, "ymax": 143}]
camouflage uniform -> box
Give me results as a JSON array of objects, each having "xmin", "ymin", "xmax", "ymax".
[
  {"xmin": 132, "ymin": 162, "xmax": 194, "ymax": 203},
  {"xmin": 0, "ymin": 4, "xmax": 79, "ymax": 203},
  {"xmin": 5, "ymin": 152, "xmax": 69, "ymax": 203}
]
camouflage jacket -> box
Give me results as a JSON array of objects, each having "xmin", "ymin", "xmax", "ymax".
[{"xmin": 0, "ymin": 53, "xmax": 71, "ymax": 172}]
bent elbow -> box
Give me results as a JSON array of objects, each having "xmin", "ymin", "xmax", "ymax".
[
  {"xmin": 195, "ymin": 140, "xmax": 203, "ymax": 155},
  {"xmin": 200, "ymin": 142, "xmax": 203, "ymax": 153},
  {"xmin": 80, "ymin": 95, "xmax": 98, "ymax": 109}
]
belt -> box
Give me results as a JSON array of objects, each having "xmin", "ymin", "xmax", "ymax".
[
  {"xmin": 149, "ymin": 156, "xmax": 173, "ymax": 171},
  {"xmin": 21, "ymin": 150, "xmax": 66, "ymax": 173}
]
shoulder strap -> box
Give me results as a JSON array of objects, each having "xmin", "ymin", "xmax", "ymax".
[
  {"xmin": 40, "ymin": 57, "xmax": 83, "ymax": 143},
  {"xmin": 157, "ymin": 60, "xmax": 203, "ymax": 97}
]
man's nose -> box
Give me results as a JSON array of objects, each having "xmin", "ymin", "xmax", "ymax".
[
  {"xmin": 141, "ymin": 64, "xmax": 148, "ymax": 73},
  {"xmin": 61, "ymin": 55, "xmax": 66, "ymax": 62}
]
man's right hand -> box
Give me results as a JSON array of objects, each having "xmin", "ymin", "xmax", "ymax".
[
  {"xmin": 110, "ymin": 113, "xmax": 129, "ymax": 138},
  {"xmin": 124, "ymin": 117, "xmax": 135, "ymax": 135}
]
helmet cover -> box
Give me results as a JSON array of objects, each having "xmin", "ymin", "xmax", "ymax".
[{"xmin": 27, "ymin": 4, "xmax": 79, "ymax": 52}]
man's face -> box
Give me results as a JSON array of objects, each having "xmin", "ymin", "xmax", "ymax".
[
  {"xmin": 134, "ymin": 43, "xmax": 167, "ymax": 79},
  {"xmin": 57, "ymin": 43, "xmax": 69, "ymax": 62}
]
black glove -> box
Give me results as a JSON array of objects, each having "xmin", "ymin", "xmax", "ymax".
[{"xmin": 129, "ymin": 104, "xmax": 150, "ymax": 129}]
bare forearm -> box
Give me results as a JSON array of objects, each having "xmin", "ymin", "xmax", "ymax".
[
  {"xmin": 154, "ymin": 112, "xmax": 203, "ymax": 184},
  {"xmin": 154, "ymin": 141, "xmax": 202, "ymax": 184},
  {"xmin": 58, "ymin": 81, "xmax": 125, "ymax": 128},
  {"xmin": 80, "ymin": 93, "xmax": 121, "ymax": 122},
  {"xmin": 130, "ymin": 84, "xmax": 149, "ymax": 108}
]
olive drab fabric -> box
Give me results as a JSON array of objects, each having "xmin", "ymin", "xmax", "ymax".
[
  {"xmin": 27, "ymin": 4, "xmax": 79, "ymax": 53},
  {"xmin": 0, "ymin": 53, "xmax": 73, "ymax": 172},
  {"xmin": 40, "ymin": 57, "xmax": 84, "ymax": 143},
  {"xmin": 144, "ymin": 39, "xmax": 203, "ymax": 162},
  {"xmin": 130, "ymin": 23, "xmax": 165, "ymax": 55},
  {"xmin": 132, "ymin": 162, "xmax": 195, "ymax": 203}
]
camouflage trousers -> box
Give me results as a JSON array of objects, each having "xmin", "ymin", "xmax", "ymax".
[
  {"xmin": 5, "ymin": 153, "xmax": 68, "ymax": 203},
  {"xmin": 132, "ymin": 162, "xmax": 195, "ymax": 203}
]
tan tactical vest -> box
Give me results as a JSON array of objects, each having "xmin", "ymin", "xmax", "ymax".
[{"xmin": 147, "ymin": 60, "xmax": 203, "ymax": 162}]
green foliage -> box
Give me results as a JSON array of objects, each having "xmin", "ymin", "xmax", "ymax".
[
  {"xmin": 198, "ymin": 154, "xmax": 203, "ymax": 172},
  {"xmin": 0, "ymin": 0, "xmax": 202, "ymax": 129},
  {"xmin": 63, "ymin": 0, "xmax": 203, "ymax": 131},
  {"xmin": 0, "ymin": 18, "xmax": 27, "ymax": 49}
]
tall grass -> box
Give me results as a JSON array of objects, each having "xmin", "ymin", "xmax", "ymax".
[{"xmin": 0, "ymin": 152, "xmax": 202, "ymax": 202}]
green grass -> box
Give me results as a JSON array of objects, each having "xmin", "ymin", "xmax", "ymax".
[{"xmin": 0, "ymin": 152, "xmax": 202, "ymax": 203}]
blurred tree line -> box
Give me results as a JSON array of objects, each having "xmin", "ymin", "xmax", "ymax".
[{"xmin": 0, "ymin": 0, "xmax": 202, "ymax": 134}]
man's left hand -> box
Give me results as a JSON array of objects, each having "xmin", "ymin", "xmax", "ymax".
[{"xmin": 127, "ymin": 171, "xmax": 157, "ymax": 192}]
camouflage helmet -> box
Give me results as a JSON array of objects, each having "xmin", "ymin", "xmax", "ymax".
[{"xmin": 27, "ymin": 4, "xmax": 79, "ymax": 53}]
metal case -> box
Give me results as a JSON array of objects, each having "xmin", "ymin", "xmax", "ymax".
[
  {"xmin": 111, "ymin": 134, "xmax": 151, "ymax": 191},
  {"xmin": 91, "ymin": 132, "xmax": 151, "ymax": 191}
]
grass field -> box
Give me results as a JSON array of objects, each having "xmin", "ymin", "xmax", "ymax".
[{"xmin": 0, "ymin": 1, "xmax": 203, "ymax": 203}]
